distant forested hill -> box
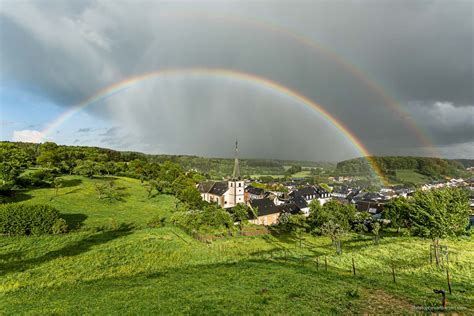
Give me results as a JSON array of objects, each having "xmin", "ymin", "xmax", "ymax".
[
  {"xmin": 455, "ymin": 159, "xmax": 474, "ymax": 168},
  {"xmin": 335, "ymin": 156, "xmax": 467, "ymax": 183},
  {"xmin": 0, "ymin": 141, "xmax": 334, "ymax": 180}
]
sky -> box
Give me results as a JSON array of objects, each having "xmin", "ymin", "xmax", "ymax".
[{"xmin": 0, "ymin": 0, "xmax": 473, "ymax": 161}]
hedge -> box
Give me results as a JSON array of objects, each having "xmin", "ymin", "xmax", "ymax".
[{"xmin": 0, "ymin": 203, "xmax": 68, "ymax": 236}]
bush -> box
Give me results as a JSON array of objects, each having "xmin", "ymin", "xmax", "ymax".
[
  {"xmin": 0, "ymin": 203, "xmax": 68, "ymax": 236},
  {"xmin": 147, "ymin": 216, "xmax": 166, "ymax": 228},
  {"xmin": 17, "ymin": 168, "xmax": 58, "ymax": 188},
  {"xmin": 52, "ymin": 218, "xmax": 68, "ymax": 234}
]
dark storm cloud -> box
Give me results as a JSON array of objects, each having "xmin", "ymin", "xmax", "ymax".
[{"xmin": 1, "ymin": 0, "xmax": 472, "ymax": 159}]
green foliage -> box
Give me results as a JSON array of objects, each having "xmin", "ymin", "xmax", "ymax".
[
  {"xmin": 308, "ymin": 200, "xmax": 355, "ymax": 233},
  {"xmin": 17, "ymin": 168, "xmax": 58, "ymax": 187},
  {"xmin": 73, "ymin": 160, "xmax": 96, "ymax": 178},
  {"xmin": 52, "ymin": 218, "xmax": 68, "ymax": 234},
  {"xmin": 171, "ymin": 204, "xmax": 233, "ymax": 233},
  {"xmin": 308, "ymin": 200, "xmax": 356, "ymax": 254},
  {"xmin": 147, "ymin": 216, "xmax": 166, "ymax": 228},
  {"xmin": 409, "ymin": 188, "xmax": 470, "ymax": 240},
  {"xmin": 0, "ymin": 203, "xmax": 67, "ymax": 236},
  {"xmin": 384, "ymin": 197, "xmax": 411, "ymax": 231},
  {"xmin": 335, "ymin": 156, "xmax": 467, "ymax": 181},
  {"xmin": 229, "ymin": 203, "xmax": 255, "ymax": 229},
  {"xmin": 0, "ymin": 143, "xmax": 30, "ymax": 187},
  {"xmin": 94, "ymin": 180, "xmax": 123, "ymax": 202}
]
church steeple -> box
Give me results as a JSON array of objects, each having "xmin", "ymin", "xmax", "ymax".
[{"xmin": 232, "ymin": 140, "xmax": 241, "ymax": 180}]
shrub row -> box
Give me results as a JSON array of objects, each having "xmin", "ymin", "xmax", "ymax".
[{"xmin": 0, "ymin": 203, "xmax": 67, "ymax": 236}]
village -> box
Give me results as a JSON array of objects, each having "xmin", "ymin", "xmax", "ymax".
[{"xmin": 198, "ymin": 143, "xmax": 474, "ymax": 226}]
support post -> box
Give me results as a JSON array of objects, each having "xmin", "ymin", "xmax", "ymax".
[{"xmin": 446, "ymin": 268, "xmax": 452, "ymax": 295}]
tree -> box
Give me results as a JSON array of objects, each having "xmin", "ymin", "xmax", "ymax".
[
  {"xmin": 384, "ymin": 197, "xmax": 411, "ymax": 233},
  {"xmin": 321, "ymin": 220, "xmax": 345, "ymax": 254},
  {"xmin": 288, "ymin": 213, "xmax": 308, "ymax": 249},
  {"xmin": 319, "ymin": 183, "xmax": 332, "ymax": 193},
  {"xmin": 308, "ymin": 200, "xmax": 356, "ymax": 254},
  {"xmin": 409, "ymin": 188, "xmax": 470, "ymax": 265},
  {"xmin": 230, "ymin": 203, "xmax": 256, "ymax": 230},
  {"xmin": 36, "ymin": 142, "xmax": 60, "ymax": 168},
  {"xmin": 52, "ymin": 177, "xmax": 63, "ymax": 196},
  {"xmin": 0, "ymin": 144, "xmax": 29, "ymax": 188},
  {"xmin": 144, "ymin": 180, "xmax": 158, "ymax": 199},
  {"xmin": 372, "ymin": 221, "xmax": 381, "ymax": 244},
  {"xmin": 73, "ymin": 160, "xmax": 96, "ymax": 178},
  {"xmin": 176, "ymin": 186, "xmax": 202, "ymax": 209}
]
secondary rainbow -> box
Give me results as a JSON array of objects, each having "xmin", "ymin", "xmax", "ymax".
[
  {"xmin": 159, "ymin": 10, "xmax": 437, "ymax": 156},
  {"xmin": 40, "ymin": 68, "xmax": 387, "ymax": 183}
]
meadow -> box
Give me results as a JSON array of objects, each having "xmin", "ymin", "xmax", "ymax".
[
  {"xmin": 394, "ymin": 170, "xmax": 431, "ymax": 185},
  {"xmin": 1, "ymin": 176, "xmax": 473, "ymax": 314}
]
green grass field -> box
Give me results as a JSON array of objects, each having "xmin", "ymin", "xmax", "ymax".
[
  {"xmin": 395, "ymin": 170, "xmax": 431, "ymax": 185},
  {"xmin": 291, "ymin": 170, "xmax": 312, "ymax": 178},
  {"xmin": 1, "ymin": 176, "xmax": 473, "ymax": 314},
  {"xmin": 4, "ymin": 175, "xmax": 176, "ymax": 229}
]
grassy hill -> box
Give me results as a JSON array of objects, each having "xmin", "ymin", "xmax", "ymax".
[
  {"xmin": 394, "ymin": 170, "xmax": 431, "ymax": 185},
  {"xmin": 335, "ymin": 156, "xmax": 468, "ymax": 185},
  {"xmin": 1, "ymin": 176, "xmax": 474, "ymax": 314},
  {"xmin": 3, "ymin": 175, "xmax": 176, "ymax": 229}
]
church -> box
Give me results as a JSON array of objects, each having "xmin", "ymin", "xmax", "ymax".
[{"xmin": 197, "ymin": 141, "xmax": 247, "ymax": 208}]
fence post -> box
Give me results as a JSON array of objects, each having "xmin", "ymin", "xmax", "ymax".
[
  {"xmin": 392, "ymin": 266, "xmax": 396, "ymax": 283},
  {"xmin": 430, "ymin": 245, "xmax": 433, "ymax": 264},
  {"xmin": 446, "ymin": 268, "xmax": 452, "ymax": 295},
  {"xmin": 324, "ymin": 256, "xmax": 328, "ymax": 271},
  {"xmin": 352, "ymin": 257, "xmax": 356, "ymax": 276}
]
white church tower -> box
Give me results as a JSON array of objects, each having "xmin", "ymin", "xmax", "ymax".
[{"xmin": 227, "ymin": 140, "xmax": 245, "ymax": 207}]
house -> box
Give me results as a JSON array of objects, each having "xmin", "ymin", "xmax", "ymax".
[
  {"xmin": 289, "ymin": 195, "xmax": 309, "ymax": 215},
  {"xmin": 356, "ymin": 201, "xmax": 385, "ymax": 217},
  {"xmin": 197, "ymin": 141, "xmax": 245, "ymax": 208},
  {"xmin": 331, "ymin": 186, "xmax": 352, "ymax": 199},
  {"xmin": 248, "ymin": 198, "xmax": 281, "ymax": 225},
  {"xmin": 248, "ymin": 198, "xmax": 301, "ymax": 225},
  {"xmin": 246, "ymin": 185, "xmax": 265, "ymax": 200},
  {"xmin": 289, "ymin": 185, "xmax": 331, "ymax": 205}
]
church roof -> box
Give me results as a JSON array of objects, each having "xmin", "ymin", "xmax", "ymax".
[
  {"xmin": 197, "ymin": 181, "xmax": 215, "ymax": 194},
  {"xmin": 198, "ymin": 181, "xmax": 229, "ymax": 196},
  {"xmin": 209, "ymin": 181, "xmax": 229, "ymax": 196}
]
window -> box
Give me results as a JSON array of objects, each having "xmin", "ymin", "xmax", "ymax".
[{"xmin": 239, "ymin": 183, "xmax": 242, "ymax": 187}]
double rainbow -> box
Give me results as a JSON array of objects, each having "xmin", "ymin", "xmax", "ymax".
[{"xmin": 40, "ymin": 68, "xmax": 386, "ymax": 182}]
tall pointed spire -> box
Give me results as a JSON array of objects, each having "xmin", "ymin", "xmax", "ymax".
[{"xmin": 232, "ymin": 139, "xmax": 241, "ymax": 180}]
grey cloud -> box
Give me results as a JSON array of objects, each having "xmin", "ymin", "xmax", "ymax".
[
  {"xmin": 1, "ymin": 0, "xmax": 472, "ymax": 159},
  {"xmin": 77, "ymin": 128, "xmax": 92, "ymax": 133}
]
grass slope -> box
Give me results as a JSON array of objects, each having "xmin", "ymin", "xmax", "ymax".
[
  {"xmin": 5, "ymin": 176, "xmax": 176, "ymax": 229},
  {"xmin": 1, "ymin": 176, "xmax": 473, "ymax": 314},
  {"xmin": 395, "ymin": 170, "xmax": 430, "ymax": 185}
]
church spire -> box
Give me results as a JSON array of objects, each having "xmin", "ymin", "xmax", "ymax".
[{"xmin": 232, "ymin": 140, "xmax": 241, "ymax": 180}]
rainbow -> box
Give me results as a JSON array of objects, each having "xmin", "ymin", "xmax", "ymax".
[
  {"xmin": 158, "ymin": 10, "xmax": 437, "ymax": 156},
  {"xmin": 40, "ymin": 68, "xmax": 387, "ymax": 183}
]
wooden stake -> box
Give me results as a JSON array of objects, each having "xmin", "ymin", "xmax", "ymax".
[
  {"xmin": 392, "ymin": 266, "xmax": 396, "ymax": 283},
  {"xmin": 352, "ymin": 257, "xmax": 356, "ymax": 275},
  {"xmin": 430, "ymin": 245, "xmax": 433, "ymax": 264},
  {"xmin": 325, "ymin": 256, "xmax": 328, "ymax": 271},
  {"xmin": 446, "ymin": 268, "xmax": 452, "ymax": 295}
]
